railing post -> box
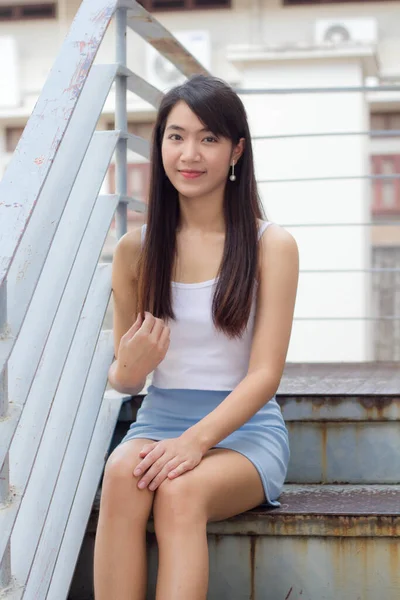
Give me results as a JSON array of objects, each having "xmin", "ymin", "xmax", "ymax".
[
  {"xmin": 115, "ymin": 6, "xmax": 128, "ymax": 240},
  {"xmin": 0, "ymin": 279, "xmax": 11, "ymax": 588}
]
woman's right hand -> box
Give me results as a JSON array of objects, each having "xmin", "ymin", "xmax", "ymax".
[{"xmin": 115, "ymin": 312, "xmax": 170, "ymax": 386}]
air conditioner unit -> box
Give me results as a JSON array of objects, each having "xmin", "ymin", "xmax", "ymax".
[
  {"xmin": 315, "ymin": 18, "xmax": 378, "ymax": 46},
  {"xmin": 146, "ymin": 30, "xmax": 211, "ymax": 93}
]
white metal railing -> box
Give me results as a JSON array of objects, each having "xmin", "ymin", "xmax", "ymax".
[{"xmin": 0, "ymin": 1, "xmax": 207, "ymax": 597}]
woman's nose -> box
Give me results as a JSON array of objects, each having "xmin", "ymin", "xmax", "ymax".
[{"xmin": 181, "ymin": 141, "xmax": 200, "ymax": 162}]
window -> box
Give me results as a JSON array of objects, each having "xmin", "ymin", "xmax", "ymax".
[
  {"xmin": 138, "ymin": 0, "xmax": 230, "ymax": 11},
  {"xmin": 0, "ymin": 3, "xmax": 56, "ymax": 20},
  {"xmin": 5, "ymin": 126, "xmax": 25, "ymax": 152},
  {"xmin": 371, "ymin": 155, "xmax": 400, "ymax": 216},
  {"xmin": 370, "ymin": 113, "xmax": 400, "ymax": 138}
]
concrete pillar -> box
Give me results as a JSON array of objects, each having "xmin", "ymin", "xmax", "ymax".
[{"xmin": 228, "ymin": 46, "xmax": 378, "ymax": 362}]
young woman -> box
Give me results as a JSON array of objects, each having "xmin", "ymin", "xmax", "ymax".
[{"xmin": 94, "ymin": 74, "xmax": 299, "ymax": 600}]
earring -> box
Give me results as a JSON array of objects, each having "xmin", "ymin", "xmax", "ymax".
[{"xmin": 229, "ymin": 161, "xmax": 236, "ymax": 182}]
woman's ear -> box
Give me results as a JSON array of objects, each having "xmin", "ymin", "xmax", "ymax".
[{"xmin": 233, "ymin": 137, "xmax": 245, "ymax": 164}]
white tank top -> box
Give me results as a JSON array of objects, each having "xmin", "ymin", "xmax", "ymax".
[{"xmin": 142, "ymin": 221, "xmax": 272, "ymax": 391}]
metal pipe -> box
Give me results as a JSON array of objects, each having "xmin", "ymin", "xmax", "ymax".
[
  {"xmin": 300, "ymin": 268, "xmax": 400, "ymax": 273},
  {"xmin": 258, "ymin": 174, "xmax": 400, "ymax": 184},
  {"xmin": 280, "ymin": 222, "xmax": 400, "ymax": 227},
  {"xmin": 253, "ymin": 129, "xmax": 400, "ymax": 140},
  {"xmin": 0, "ymin": 279, "xmax": 11, "ymax": 588},
  {"xmin": 235, "ymin": 85, "xmax": 400, "ymax": 95},
  {"xmin": 115, "ymin": 7, "xmax": 128, "ymax": 240},
  {"xmin": 293, "ymin": 316, "xmax": 400, "ymax": 321}
]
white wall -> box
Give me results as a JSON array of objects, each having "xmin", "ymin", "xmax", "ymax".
[
  {"xmin": 1, "ymin": 0, "xmax": 400, "ymax": 115},
  {"xmin": 234, "ymin": 51, "xmax": 373, "ymax": 361}
]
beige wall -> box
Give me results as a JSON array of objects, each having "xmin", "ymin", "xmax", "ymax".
[{"xmin": 1, "ymin": 0, "xmax": 400, "ymax": 118}]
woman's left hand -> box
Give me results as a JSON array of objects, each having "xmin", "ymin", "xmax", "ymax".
[{"xmin": 133, "ymin": 434, "xmax": 205, "ymax": 491}]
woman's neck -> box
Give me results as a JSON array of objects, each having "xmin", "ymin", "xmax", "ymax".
[{"xmin": 177, "ymin": 189, "xmax": 225, "ymax": 233}]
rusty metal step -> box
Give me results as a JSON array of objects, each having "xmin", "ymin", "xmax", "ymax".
[
  {"xmin": 278, "ymin": 363, "xmax": 400, "ymax": 484},
  {"xmin": 70, "ymin": 484, "xmax": 399, "ymax": 600}
]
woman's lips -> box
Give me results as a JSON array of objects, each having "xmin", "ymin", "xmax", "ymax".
[{"xmin": 179, "ymin": 170, "xmax": 205, "ymax": 179}]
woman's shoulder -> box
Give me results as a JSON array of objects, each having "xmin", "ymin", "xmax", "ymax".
[
  {"xmin": 112, "ymin": 224, "xmax": 143, "ymax": 280},
  {"xmin": 257, "ymin": 219, "xmax": 298, "ymax": 259}
]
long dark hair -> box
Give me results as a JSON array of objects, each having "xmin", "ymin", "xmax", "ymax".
[{"xmin": 137, "ymin": 74, "xmax": 265, "ymax": 338}]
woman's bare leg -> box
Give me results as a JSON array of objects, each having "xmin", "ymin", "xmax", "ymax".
[
  {"xmin": 93, "ymin": 438, "xmax": 156, "ymax": 600},
  {"xmin": 152, "ymin": 448, "xmax": 266, "ymax": 600}
]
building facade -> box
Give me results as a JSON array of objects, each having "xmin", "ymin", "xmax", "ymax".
[{"xmin": 1, "ymin": 0, "xmax": 399, "ymax": 361}]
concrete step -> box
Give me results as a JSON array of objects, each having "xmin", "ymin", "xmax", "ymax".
[{"xmin": 69, "ymin": 483, "xmax": 400, "ymax": 600}]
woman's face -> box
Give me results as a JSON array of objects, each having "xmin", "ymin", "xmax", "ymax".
[{"xmin": 161, "ymin": 100, "xmax": 243, "ymax": 199}]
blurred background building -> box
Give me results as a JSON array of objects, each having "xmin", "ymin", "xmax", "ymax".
[{"xmin": 1, "ymin": 0, "xmax": 399, "ymax": 362}]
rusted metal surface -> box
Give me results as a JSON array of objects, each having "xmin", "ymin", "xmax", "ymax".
[
  {"xmin": 54, "ymin": 483, "xmax": 400, "ymax": 599},
  {"xmin": 286, "ymin": 421, "xmax": 400, "ymax": 484},
  {"xmin": 279, "ymin": 362, "xmax": 400, "ymax": 395},
  {"xmin": 279, "ymin": 395, "xmax": 400, "ymax": 421},
  {"xmin": 143, "ymin": 511, "xmax": 400, "ymax": 599},
  {"xmin": 88, "ymin": 484, "xmax": 400, "ymax": 538},
  {"xmin": 205, "ymin": 535, "xmax": 400, "ymax": 600}
]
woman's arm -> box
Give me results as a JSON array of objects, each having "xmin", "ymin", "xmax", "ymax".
[
  {"xmin": 183, "ymin": 224, "xmax": 299, "ymax": 453},
  {"xmin": 108, "ymin": 226, "xmax": 146, "ymax": 394},
  {"xmin": 108, "ymin": 359, "xmax": 146, "ymax": 396}
]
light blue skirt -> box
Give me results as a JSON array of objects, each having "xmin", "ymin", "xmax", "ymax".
[{"xmin": 121, "ymin": 385, "xmax": 290, "ymax": 507}]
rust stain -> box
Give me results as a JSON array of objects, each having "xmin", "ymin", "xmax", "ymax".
[
  {"xmin": 227, "ymin": 511, "xmax": 400, "ymax": 538},
  {"xmin": 74, "ymin": 40, "xmax": 87, "ymax": 54},
  {"xmin": 0, "ymin": 202, "xmax": 23, "ymax": 208},
  {"xmin": 331, "ymin": 536, "xmax": 345, "ymax": 591},
  {"xmin": 320, "ymin": 422, "xmax": 327, "ymax": 482},
  {"xmin": 34, "ymin": 156, "xmax": 45, "ymax": 165},
  {"xmin": 249, "ymin": 535, "xmax": 256, "ymax": 600},
  {"xmin": 284, "ymin": 586, "xmax": 293, "ymax": 600},
  {"xmin": 279, "ymin": 394, "xmax": 400, "ymax": 421},
  {"xmin": 389, "ymin": 540, "xmax": 399, "ymax": 582},
  {"xmin": 63, "ymin": 36, "xmax": 99, "ymax": 100}
]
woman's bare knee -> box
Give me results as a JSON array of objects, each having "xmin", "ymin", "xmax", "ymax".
[
  {"xmin": 100, "ymin": 439, "xmax": 155, "ymax": 520},
  {"xmin": 153, "ymin": 475, "xmax": 206, "ymax": 536}
]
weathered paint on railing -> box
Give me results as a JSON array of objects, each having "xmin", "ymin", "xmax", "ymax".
[
  {"xmin": 0, "ymin": 1, "xmax": 211, "ymax": 595},
  {"xmin": 0, "ymin": 0, "xmax": 117, "ymax": 286}
]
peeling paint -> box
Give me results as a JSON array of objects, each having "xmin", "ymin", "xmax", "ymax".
[
  {"xmin": 74, "ymin": 40, "xmax": 87, "ymax": 54},
  {"xmin": 91, "ymin": 3, "xmax": 114, "ymax": 25},
  {"xmin": 0, "ymin": 203, "xmax": 23, "ymax": 208},
  {"xmin": 249, "ymin": 536, "xmax": 256, "ymax": 600}
]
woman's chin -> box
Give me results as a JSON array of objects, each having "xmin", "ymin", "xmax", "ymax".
[{"xmin": 174, "ymin": 183, "xmax": 211, "ymax": 199}]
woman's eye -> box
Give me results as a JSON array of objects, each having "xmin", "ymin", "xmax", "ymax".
[
  {"xmin": 168, "ymin": 134, "xmax": 182, "ymax": 141},
  {"xmin": 204, "ymin": 136, "xmax": 217, "ymax": 143}
]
